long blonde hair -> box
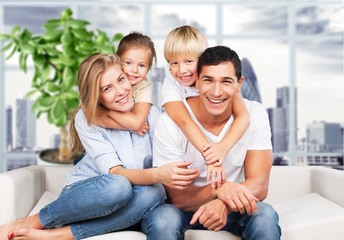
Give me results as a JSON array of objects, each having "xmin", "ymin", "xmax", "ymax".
[{"xmin": 70, "ymin": 53, "xmax": 122, "ymax": 154}]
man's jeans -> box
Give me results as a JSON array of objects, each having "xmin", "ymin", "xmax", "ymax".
[
  {"xmin": 142, "ymin": 202, "xmax": 281, "ymax": 240},
  {"xmin": 39, "ymin": 174, "xmax": 165, "ymax": 240}
]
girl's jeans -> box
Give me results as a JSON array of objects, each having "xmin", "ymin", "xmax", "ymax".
[
  {"xmin": 142, "ymin": 202, "xmax": 281, "ymax": 240},
  {"xmin": 39, "ymin": 174, "xmax": 165, "ymax": 240}
]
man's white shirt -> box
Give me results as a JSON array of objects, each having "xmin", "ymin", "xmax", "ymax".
[{"xmin": 153, "ymin": 98, "xmax": 272, "ymax": 186}]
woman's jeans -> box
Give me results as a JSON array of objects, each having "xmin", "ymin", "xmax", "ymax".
[
  {"xmin": 39, "ymin": 174, "xmax": 165, "ymax": 240},
  {"xmin": 141, "ymin": 202, "xmax": 281, "ymax": 240}
]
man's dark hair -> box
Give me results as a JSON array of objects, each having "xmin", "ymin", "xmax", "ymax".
[{"xmin": 197, "ymin": 46, "xmax": 242, "ymax": 80}]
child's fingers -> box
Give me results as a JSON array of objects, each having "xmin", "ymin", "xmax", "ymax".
[{"xmin": 211, "ymin": 169, "xmax": 217, "ymax": 188}]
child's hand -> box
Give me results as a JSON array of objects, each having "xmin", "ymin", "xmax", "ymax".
[
  {"xmin": 207, "ymin": 164, "xmax": 226, "ymax": 188},
  {"xmin": 132, "ymin": 122, "xmax": 149, "ymax": 136},
  {"xmin": 202, "ymin": 142, "xmax": 228, "ymax": 166}
]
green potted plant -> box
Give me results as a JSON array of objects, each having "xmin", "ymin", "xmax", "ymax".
[{"xmin": 1, "ymin": 8, "xmax": 123, "ymax": 163}]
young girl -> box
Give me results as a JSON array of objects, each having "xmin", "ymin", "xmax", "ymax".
[
  {"xmin": 96, "ymin": 31, "xmax": 156, "ymax": 136},
  {"xmin": 0, "ymin": 53, "xmax": 199, "ymax": 240},
  {"xmin": 161, "ymin": 25, "xmax": 250, "ymax": 187}
]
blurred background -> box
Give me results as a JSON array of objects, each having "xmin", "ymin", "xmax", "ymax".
[{"xmin": 0, "ymin": 0, "xmax": 343, "ymax": 172}]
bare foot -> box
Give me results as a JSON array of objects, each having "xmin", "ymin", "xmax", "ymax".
[
  {"xmin": 0, "ymin": 218, "xmax": 25, "ymax": 240},
  {"xmin": 0, "ymin": 215, "xmax": 42, "ymax": 240},
  {"xmin": 9, "ymin": 227, "xmax": 73, "ymax": 240}
]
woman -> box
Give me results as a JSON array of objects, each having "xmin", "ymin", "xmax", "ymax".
[{"xmin": 0, "ymin": 53, "xmax": 199, "ymax": 240}]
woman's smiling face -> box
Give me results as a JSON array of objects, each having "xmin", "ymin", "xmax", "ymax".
[{"xmin": 99, "ymin": 64, "xmax": 133, "ymax": 112}]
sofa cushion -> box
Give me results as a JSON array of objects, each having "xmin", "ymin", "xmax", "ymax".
[
  {"xmin": 273, "ymin": 192, "xmax": 344, "ymax": 240},
  {"xmin": 28, "ymin": 191, "xmax": 57, "ymax": 216}
]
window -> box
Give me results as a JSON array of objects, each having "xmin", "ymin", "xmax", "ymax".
[{"xmin": 1, "ymin": 0, "xmax": 343, "ymax": 172}]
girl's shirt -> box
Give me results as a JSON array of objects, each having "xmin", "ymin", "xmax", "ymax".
[
  {"xmin": 65, "ymin": 105, "xmax": 160, "ymax": 186},
  {"xmin": 160, "ymin": 73, "xmax": 199, "ymax": 107},
  {"xmin": 133, "ymin": 78, "xmax": 152, "ymax": 103}
]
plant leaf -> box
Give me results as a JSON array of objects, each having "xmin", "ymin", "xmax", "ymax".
[
  {"xmin": 1, "ymin": 41, "xmax": 14, "ymax": 53},
  {"xmin": 61, "ymin": 66, "xmax": 74, "ymax": 90},
  {"xmin": 69, "ymin": 19, "xmax": 89, "ymax": 29},
  {"xmin": 43, "ymin": 30, "xmax": 63, "ymax": 41},
  {"xmin": 42, "ymin": 19, "xmax": 61, "ymax": 31},
  {"xmin": 61, "ymin": 30, "xmax": 72, "ymax": 45}
]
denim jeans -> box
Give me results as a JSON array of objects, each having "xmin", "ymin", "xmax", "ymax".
[
  {"xmin": 141, "ymin": 202, "xmax": 281, "ymax": 240},
  {"xmin": 39, "ymin": 174, "xmax": 165, "ymax": 240}
]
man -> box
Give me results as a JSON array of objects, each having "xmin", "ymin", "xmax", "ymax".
[{"xmin": 142, "ymin": 46, "xmax": 281, "ymax": 240}]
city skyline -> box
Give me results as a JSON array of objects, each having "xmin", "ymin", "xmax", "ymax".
[{"xmin": 5, "ymin": 65, "xmax": 343, "ymax": 151}]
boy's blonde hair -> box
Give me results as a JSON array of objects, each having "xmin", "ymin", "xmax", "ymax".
[{"xmin": 164, "ymin": 25, "xmax": 208, "ymax": 62}]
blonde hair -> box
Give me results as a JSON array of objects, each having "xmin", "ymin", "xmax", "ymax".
[
  {"xmin": 70, "ymin": 53, "xmax": 121, "ymax": 153},
  {"xmin": 164, "ymin": 25, "xmax": 208, "ymax": 62}
]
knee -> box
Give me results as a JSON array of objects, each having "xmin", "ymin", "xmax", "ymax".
[
  {"xmin": 250, "ymin": 202, "xmax": 281, "ymax": 237},
  {"xmin": 138, "ymin": 184, "xmax": 166, "ymax": 207},
  {"xmin": 100, "ymin": 174, "xmax": 132, "ymax": 206},
  {"xmin": 143, "ymin": 204, "xmax": 184, "ymax": 233},
  {"xmin": 255, "ymin": 202, "xmax": 279, "ymax": 224}
]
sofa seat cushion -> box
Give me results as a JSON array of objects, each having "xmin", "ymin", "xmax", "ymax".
[
  {"xmin": 273, "ymin": 192, "xmax": 344, "ymax": 240},
  {"xmin": 28, "ymin": 191, "xmax": 57, "ymax": 216}
]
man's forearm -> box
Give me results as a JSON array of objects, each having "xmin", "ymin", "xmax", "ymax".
[
  {"xmin": 166, "ymin": 184, "xmax": 217, "ymax": 212},
  {"xmin": 241, "ymin": 176, "xmax": 269, "ymax": 201}
]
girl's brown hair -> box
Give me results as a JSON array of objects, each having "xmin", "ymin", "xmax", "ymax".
[{"xmin": 116, "ymin": 31, "xmax": 157, "ymax": 68}]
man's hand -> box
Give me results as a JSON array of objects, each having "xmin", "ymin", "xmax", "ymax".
[
  {"xmin": 217, "ymin": 182, "xmax": 258, "ymax": 215},
  {"xmin": 157, "ymin": 162, "xmax": 199, "ymax": 190},
  {"xmin": 190, "ymin": 199, "xmax": 229, "ymax": 232}
]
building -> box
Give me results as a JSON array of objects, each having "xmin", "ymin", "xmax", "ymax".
[
  {"xmin": 267, "ymin": 86, "xmax": 297, "ymax": 153},
  {"xmin": 15, "ymin": 98, "xmax": 36, "ymax": 150},
  {"xmin": 306, "ymin": 121, "xmax": 343, "ymax": 152},
  {"xmin": 241, "ymin": 57, "xmax": 262, "ymax": 103},
  {"xmin": 301, "ymin": 121, "xmax": 344, "ymax": 170}
]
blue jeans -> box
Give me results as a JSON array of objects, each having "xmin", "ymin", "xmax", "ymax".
[
  {"xmin": 141, "ymin": 202, "xmax": 281, "ymax": 240},
  {"xmin": 39, "ymin": 174, "xmax": 165, "ymax": 240}
]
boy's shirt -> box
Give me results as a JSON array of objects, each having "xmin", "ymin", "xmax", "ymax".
[{"xmin": 160, "ymin": 73, "xmax": 199, "ymax": 106}]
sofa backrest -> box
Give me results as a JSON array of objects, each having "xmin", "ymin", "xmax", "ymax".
[
  {"xmin": 44, "ymin": 165, "xmax": 73, "ymax": 195},
  {"xmin": 265, "ymin": 166, "xmax": 313, "ymax": 205}
]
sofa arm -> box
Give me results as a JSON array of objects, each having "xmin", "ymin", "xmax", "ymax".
[
  {"xmin": 311, "ymin": 166, "xmax": 344, "ymax": 208},
  {"xmin": 0, "ymin": 165, "xmax": 46, "ymax": 224}
]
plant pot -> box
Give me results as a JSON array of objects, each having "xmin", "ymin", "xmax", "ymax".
[{"xmin": 37, "ymin": 148, "xmax": 78, "ymax": 165}]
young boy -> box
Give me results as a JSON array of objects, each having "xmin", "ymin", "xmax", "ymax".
[{"xmin": 161, "ymin": 25, "xmax": 250, "ymax": 187}]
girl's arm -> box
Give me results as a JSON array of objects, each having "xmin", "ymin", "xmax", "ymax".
[
  {"xmin": 97, "ymin": 102, "xmax": 151, "ymax": 131},
  {"xmin": 164, "ymin": 101, "xmax": 208, "ymax": 152},
  {"xmin": 203, "ymin": 93, "xmax": 250, "ymax": 165}
]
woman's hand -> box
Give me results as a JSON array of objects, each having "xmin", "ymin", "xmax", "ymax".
[{"xmin": 157, "ymin": 162, "xmax": 199, "ymax": 190}]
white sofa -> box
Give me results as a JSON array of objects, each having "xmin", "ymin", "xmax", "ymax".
[{"xmin": 1, "ymin": 165, "xmax": 344, "ymax": 240}]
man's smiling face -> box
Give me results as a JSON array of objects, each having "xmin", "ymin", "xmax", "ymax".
[{"xmin": 197, "ymin": 61, "xmax": 242, "ymax": 117}]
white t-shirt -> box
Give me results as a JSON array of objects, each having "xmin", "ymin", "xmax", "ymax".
[
  {"xmin": 153, "ymin": 98, "xmax": 272, "ymax": 186},
  {"xmin": 160, "ymin": 73, "xmax": 199, "ymax": 106}
]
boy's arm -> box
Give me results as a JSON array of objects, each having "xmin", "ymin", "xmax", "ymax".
[
  {"xmin": 203, "ymin": 93, "xmax": 250, "ymax": 165},
  {"xmin": 100, "ymin": 102, "xmax": 151, "ymax": 131},
  {"xmin": 164, "ymin": 101, "xmax": 208, "ymax": 152}
]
